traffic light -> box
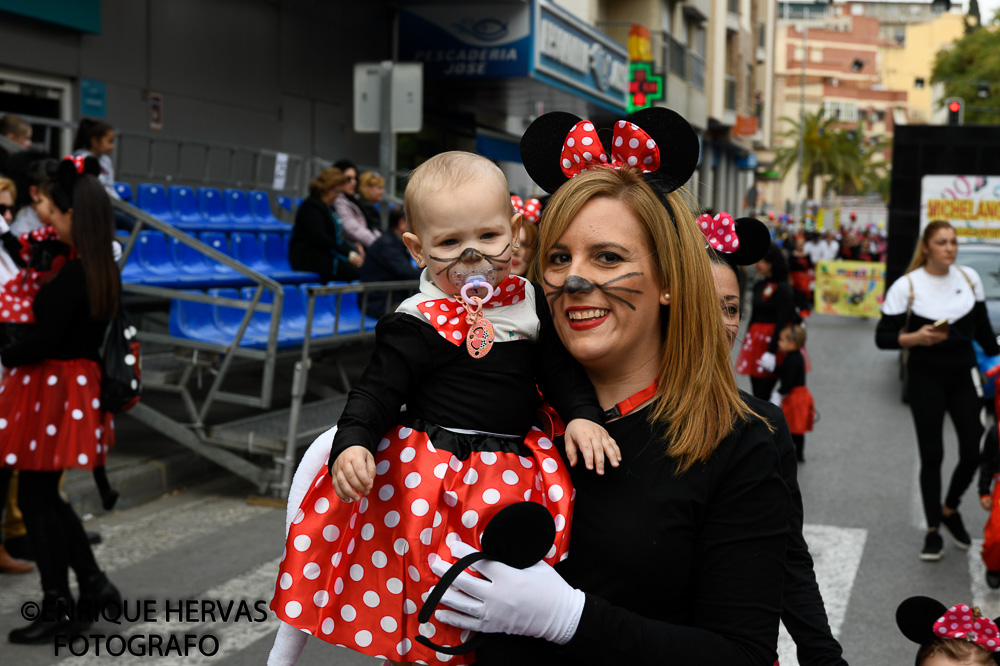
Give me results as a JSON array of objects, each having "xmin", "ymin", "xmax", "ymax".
[{"xmin": 946, "ymin": 97, "xmax": 964, "ymax": 125}]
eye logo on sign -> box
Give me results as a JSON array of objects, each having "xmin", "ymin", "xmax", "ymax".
[{"xmin": 454, "ymin": 17, "xmax": 509, "ymax": 42}]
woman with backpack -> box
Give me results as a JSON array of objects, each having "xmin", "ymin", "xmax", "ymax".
[{"xmin": 0, "ymin": 156, "xmax": 122, "ymax": 644}]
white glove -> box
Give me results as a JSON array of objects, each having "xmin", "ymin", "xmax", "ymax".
[
  {"xmin": 769, "ymin": 390, "xmax": 783, "ymax": 407},
  {"xmin": 0, "ymin": 217, "xmax": 9, "ymax": 235},
  {"xmin": 757, "ymin": 352, "xmax": 776, "ymax": 373},
  {"xmin": 267, "ymin": 621, "xmax": 307, "ymax": 666},
  {"xmin": 429, "ymin": 541, "xmax": 586, "ymax": 645}
]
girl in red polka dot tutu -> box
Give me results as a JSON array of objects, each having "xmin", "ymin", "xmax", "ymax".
[
  {"xmin": 897, "ymin": 597, "xmax": 1000, "ymax": 665},
  {"xmin": 0, "ymin": 155, "xmax": 122, "ymax": 644},
  {"xmin": 268, "ymin": 151, "xmax": 617, "ymax": 666}
]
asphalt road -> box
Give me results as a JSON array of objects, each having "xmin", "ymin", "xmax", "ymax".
[{"xmin": 0, "ymin": 313, "xmax": 993, "ymax": 665}]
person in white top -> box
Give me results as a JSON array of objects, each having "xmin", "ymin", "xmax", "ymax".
[
  {"xmin": 876, "ymin": 220, "xmax": 999, "ymax": 562},
  {"xmin": 809, "ymin": 231, "xmax": 839, "ymax": 263}
]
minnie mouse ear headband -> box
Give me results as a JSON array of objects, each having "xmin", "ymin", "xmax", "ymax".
[
  {"xmin": 697, "ymin": 212, "xmax": 771, "ymax": 267},
  {"xmin": 897, "ymin": 596, "xmax": 1000, "ymax": 664},
  {"xmin": 49, "ymin": 155, "xmax": 101, "ymax": 212},
  {"xmin": 510, "ymin": 194, "xmax": 542, "ymax": 224},
  {"xmin": 519, "ymin": 107, "xmax": 700, "ymax": 195}
]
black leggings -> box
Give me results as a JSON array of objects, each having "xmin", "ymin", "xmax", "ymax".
[{"xmin": 908, "ymin": 362, "xmax": 986, "ymax": 529}]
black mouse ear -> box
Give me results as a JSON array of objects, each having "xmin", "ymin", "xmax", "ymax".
[
  {"xmin": 728, "ymin": 217, "xmax": 772, "ymax": 266},
  {"xmin": 520, "ymin": 112, "xmax": 584, "ymax": 194},
  {"xmin": 896, "ymin": 596, "xmax": 948, "ymax": 646},
  {"xmin": 480, "ymin": 501, "xmax": 556, "ymax": 569},
  {"xmin": 81, "ymin": 155, "xmax": 101, "ymax": 177},
  {"xmin": 627, "ymin": 107, "xmax": 700, "ymax": 194}
]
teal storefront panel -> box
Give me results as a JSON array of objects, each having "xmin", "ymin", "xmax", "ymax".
[{"xmin": 0, "ymin": 0, "xmax": 101, "ymax": 33}]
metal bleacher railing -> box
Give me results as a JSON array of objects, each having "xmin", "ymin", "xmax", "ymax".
[{"xmin": 1, "ymin": 121, "xmax": 418, "ymax": 497}]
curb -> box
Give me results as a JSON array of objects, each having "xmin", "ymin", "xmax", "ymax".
[{"xmin": 63, "ymin": 451, "xmax": 222, "ymax": 517}]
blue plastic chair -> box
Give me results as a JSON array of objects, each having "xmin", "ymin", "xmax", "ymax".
[
  {"xmin": 135, "ymin": 231, "xmax": 197, "ymax": 287},
  {"xmin": 248, "ymin": 190, "xmax": 290, "ymax": 231},
  {"xmin": 114, "ymin": 183, "xmax": 133, "ymax": 202},
  {"xmin": 299, "ymin": 284, "xmax": 337, "ymax": 337},
  {"xmin": 328, "ymin": 282, "xmax": 378, "ymax": 334},
  {"xmin": 136, "ymin": 184, "xmax": 175, "ymax": 223},
  {"xmin": 169, "ymin": 186, "xmax": 211, "ymax": 231},
  {"xmin": 209, "ymin": 288, "xmax": 269, "ymax": 348},
  {"xmin": 170, "ymin": 236, "xmax": 247, "ymax": 287},
  {"xmin": 119, "ymin": 241, "xmax": 146, "ymax": 284},
  {"xmin": 231, "ymin": 232, "xmax": 311, "ymax": 282},
  {"xmin": 224, "ymin": 189, "xmax": 256, "ymax": 226},
  {"xmin": 197, "ymin": 188, "xmax": 232, "ymax": 227},
  {"xmin": 169, "ymin": 290, "xmax": 230, "ymax": 345},
  {"xmin": 238, "ymin": 286, "xmax": 304, "ymax": 349},
  {"xmin": 261, "ymin": 232, "xmax": 293, "ymax": 272},
  {"xmin": 276, "ymin": 195, "xmax": 293, "ymax": 212},
  {"xmin": 293, "ymin": 197, "xmax": 304, "ymax": 211}
]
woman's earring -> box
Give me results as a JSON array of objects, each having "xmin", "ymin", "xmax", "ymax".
[
  {"xmin": 663, "ymin": 292, "xmax": 670, "ymax": 303},
  {"xmin": 513, "ymin": 244, "xmax": 520, "ymax": 249}
]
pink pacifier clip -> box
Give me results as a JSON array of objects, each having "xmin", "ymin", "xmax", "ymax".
[{"xmin": 459, "ymin": 279, "xmax": 496, "ymax": 358}]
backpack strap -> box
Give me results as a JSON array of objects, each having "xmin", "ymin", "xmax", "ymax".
[{"xmin": 956, "ymin": 266, "xmax": 977, "ymax": 295}]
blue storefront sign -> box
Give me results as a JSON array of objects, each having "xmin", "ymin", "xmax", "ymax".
[
  {"xmin": 735, "ymin": 152, "xmax": 759, "ymax": 170},
  {"xmin": 397, "ymin": 0, "xmax": 628, "ymax": 112},
  {"xmin": 80, "ymin": 79, "xmax": 107, "ymax": 118}
]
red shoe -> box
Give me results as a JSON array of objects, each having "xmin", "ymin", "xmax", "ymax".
[{"xmin": 0, "ymin": 544, "xmax": 34, "ymax": 574}]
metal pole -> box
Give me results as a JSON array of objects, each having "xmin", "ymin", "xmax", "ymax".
[
  {"xmin": 379, "ymin": 60, "xmax": 393, "ymax": 233},
  {"xmin": 796, "ymin": 25, "xmax": 807, "ymax": 226}
]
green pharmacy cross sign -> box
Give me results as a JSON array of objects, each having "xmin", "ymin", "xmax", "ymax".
[{"xmin": 628, "ymin": 62, "xmax": 664, "ymax": 113}]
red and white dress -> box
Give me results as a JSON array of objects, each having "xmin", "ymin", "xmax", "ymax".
[
  {"xmin": 0, "ymin": 233, "xmax": 114, "ymax": 471},
  {"xmin": 270, "ymin": 273, "xmax": 603, "ymax": 664}
]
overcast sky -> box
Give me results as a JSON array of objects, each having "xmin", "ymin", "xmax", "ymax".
[{"xmin": 978, "ymin": 0, "xmax": 1000, "ymax": 22}]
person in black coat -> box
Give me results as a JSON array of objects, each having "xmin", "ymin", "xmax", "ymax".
[
  {"xmin": 358, "ymin": 207, "xmax": 420, "ymax": 317},
  {"xmin": 288, "ymin": 167, "xmax": 363, "ymax": 282}
]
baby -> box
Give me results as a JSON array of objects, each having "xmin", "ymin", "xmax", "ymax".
[
  {"xmin": 269, "ymin": 151, "xmax": 617, "ymax": 666},
  {"xmin": 897, "ymin": 597, "xmax": 1000, "ymax": 666}
]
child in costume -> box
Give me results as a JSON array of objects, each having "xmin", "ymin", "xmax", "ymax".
[
  {"xmin": 268, "ymin": 151, "xmax": 616, "ymax": 666},
  {"xmin": 979, "ymin": 420, "xmax": 1000, "ymax": 588},
  {"xmin": 776, "ymin": 323, "xmax": 814, "ymax": 463},
  {"xmin": 897, "ymin": 597, "xmax": 1000, "ymax": 665}
]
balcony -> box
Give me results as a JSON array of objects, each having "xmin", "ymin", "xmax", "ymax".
[
  {"xmin": 688, "ymin": 51, "xmax": 705, "ymax": 92},
  {"xmin": 683, "ymin": 0, "xmax": 712, "ymax": 21},
  {"xmin": 667, "ymin": 35, "xmax": 687, "ymax": 79},
  {"xmin": 728, "ymin": 0, "xmax": 740, "ymax": 14}
]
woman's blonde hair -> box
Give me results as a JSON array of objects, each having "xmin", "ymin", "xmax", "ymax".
[
  {"xmin": 358, "ymin": 171, "xmax": 385, "ymax": 198},
  {"xmin": 0, "ymin": 176, "xmax": 16, "ymax": 201},
  {"xmin": 309, "ymin": 167, "xmax": 347, "ymax": 198},
  {"xmin": 533, "ymin": 167, "xmax": 752, "ymax": 472},
  {"xmin": 906, "ymin": 220, "xmax": 954, "ymax": 273}
]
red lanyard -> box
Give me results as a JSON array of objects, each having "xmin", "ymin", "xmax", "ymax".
[{"xmin": 604, "ymin": 379, "xmax": 659, "ymax": 420}]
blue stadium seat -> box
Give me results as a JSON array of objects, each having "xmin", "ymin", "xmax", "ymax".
[
  {"xmin": 169, "ymin": 186, "xmax": 211, "ymax": 231},
  {"xmin": 293, "ymin": 197, "xmax": 304, "ymax": 210},
  {"xmin": 328, "ymin": 282, "xmax": 379, "ymax": 334},
  {"xmin": 238, "ymin": 286, "xmax": 305, "ymax": 349},
  {"xmin": 119, "ymin": 240, "xmax": 146, "ymax": 284},
  {"xmin": 299, "ymin": 284, "xmax": 337, "ymax": 337},
  {"xmin": 135, "ymin": 231, "xmax": 199, "ymax": 287},
  {"xmin": 261, "ymin": 232, "xmax": 293, "ymax": 272},
  {"xmin": 197, "ymin": 188, "xmax": 232, "ymax": 227},
  {"xmin": 168, "ymin": 290, "xmax": 231, "ymax": 345},
  {"xmin": 210, "ymin": 288, "xmax": 270, "ymax": 348},
  {"xmin": 170, "ymin": 236, "xmax": 247, "ymax": 287},
  {"xmin": 275, "ymin": 195, "xmax": 293, "ymax": 212},
  {"xmin": 248, "ymin": 190, "xmax": 290, "ymax": 231},
  {"xmin": 114, "ymin": 183, "xmax": 133, "ymax": 202},
  {"xmin": 232, "ymin": 232, "xmax": 317, "ymax": 283},
  {"xmin": 136, "ymin": 184, "xmax": 175, "ymax": 223}
]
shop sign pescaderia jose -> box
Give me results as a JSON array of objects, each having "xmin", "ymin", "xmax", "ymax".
[{"xmin": 397, "ymin": 0, "xmax": 628, "ymax": 111}]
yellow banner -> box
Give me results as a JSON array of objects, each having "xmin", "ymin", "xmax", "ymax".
[{"xmin": 814, "ymin": 260, "xmax": 885, "ymax": 318}]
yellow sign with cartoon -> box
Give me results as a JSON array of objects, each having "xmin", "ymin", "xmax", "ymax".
[{"xmin": 814, "ymin": 260, "xmax": 885, "ymax": 317}]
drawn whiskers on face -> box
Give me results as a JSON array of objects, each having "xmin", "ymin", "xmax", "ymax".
[
  {"xmin": 428, "ymin": 244, "xmax": 512, "ymax": 276},
  {"xmin": 543, "ymin": 272, "xmax": 644, "ymax": 311}
]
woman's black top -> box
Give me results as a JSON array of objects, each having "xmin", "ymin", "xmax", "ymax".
[
  {"xmin": 0, "ymin": 258, "xmax": 107, "ymax": 367},
  {"xmin": 476, "ymin": 406, "xmax": 790, "ymax": 665},
  {"xmin": 789, "ymin": 253, "xmax": 813, "ymax": 273},
  {"xmin": 876, "ymin": 265, "xmax": 999, "ymax": 367},
  {"xmin": 745, "ymin": 392, "xmax": 846, "ymax": 666},
  {"xmin": 356, "ymin": 196, "xmax": 381, "ymax": 232},
  {"xmin": 751, "ymin": 279, "xmax": 795, "ymax": 354},
  {"xmin": 330, "ymin": 282, "xmax": 604, "ymax": 462},
  {"xmin": 288, "ymin": 196, "xmax": 356, "ymax": 278}
]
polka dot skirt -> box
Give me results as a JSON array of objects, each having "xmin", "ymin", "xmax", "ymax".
[
  {"xmin": 0, "ymin": 359, "xmax": 114, "ymax": 471},
  {"xmin": 735, "ymin": 322, "xmax": 781, "ymax": 378},
  {"xmin": 270, "ymin": 424, "xmax": 574, "ymax": 665}
]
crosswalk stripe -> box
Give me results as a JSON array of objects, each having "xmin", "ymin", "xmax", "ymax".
[
  {"xmin": 0, "ymin": 494, "xmax": 274, "ymax": 616},
  {"xmin": 777, "ymin": 524, "xmax": 868, "ymax": 666},
  {"xmin": 968, "ymin": 538, "xmax": 1000, "ymax": 619}
]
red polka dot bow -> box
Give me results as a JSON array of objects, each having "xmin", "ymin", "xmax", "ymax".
[
  {"xmin": 65, "ymin": 154, "xmax": 86, "ymax": 174},
  {"xmin": 510, "ymin": 194, "xmax": 524, "ymax": 214},
  {"xmin": 416, "ymin": 276, "xmax": 528, "ymax": 347},
  {"xmin": 697, "ymin": 212, "xmax": 741, "ymax": 253},
  {"xmin": 511, "ymin": 195, "xmax": 542, "ymax": 224},
  {"xmin": 932, "ymin": 604, "xmax": 1000, "ymax": 652},
  {"xmin": 0, "ymin": 226, "xmax": 70, "ymax": 324},
  {"xmin": 559, "ymin": 119, "xmax": 661, "ymax": 179}
]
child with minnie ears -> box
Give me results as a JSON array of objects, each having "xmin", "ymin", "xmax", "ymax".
[
  {"xmin": 897, "ymin": 596, "xmax": 1000, "ymax": 665},
  {"xmin": 268, "ymin": 150, "xmax": 617, "ymax": 666}
]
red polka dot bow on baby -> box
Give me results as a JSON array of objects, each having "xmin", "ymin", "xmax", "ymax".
[
  {"xmin": 697, "ymin": 212, "xmax": 741, "ymax": 254},
  {"xmin": 416, "ymin": 276, "xmax": 528, "ymax": 347},
  {"xmin": 511, "ymin": 195, "xmax": 542, "ymax": 224},
  {"xmin": 559, "ymin": 119, "xmax": 661, "ymax": 179},
  {"xmin": 932, "ymin": 604, "xmax": 1000, "ymax": 652}
]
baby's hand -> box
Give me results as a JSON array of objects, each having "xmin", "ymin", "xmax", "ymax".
[
  {"xmin": 330, "ymin": 446, "xmax": 376, "ymax": 502},
  {"xmin": 563, "ymin": 419, "xmax": 620, "ymax": 475},
  {"xmin": 983, "ymin": 494, "xmax": 994, "ymax": 511}
]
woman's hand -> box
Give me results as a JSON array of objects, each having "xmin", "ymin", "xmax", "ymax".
[
  {"xmin": 564, "ymin": 419, "xmax": 620, "ymax": 474},
  {"xmin": 900, "ymin": 325, "xmax": 947, "ymax": 348},
  {"xmin": 983, "ymin": 495, "xmax": 993, "ymax": 511},
  {"xmin": 348, "ymin": 250, "xmax": 364, "ymax": 267},
  {"xmin": 429, "ymin": 541, "xmax": 586, "ymax": 645}
]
